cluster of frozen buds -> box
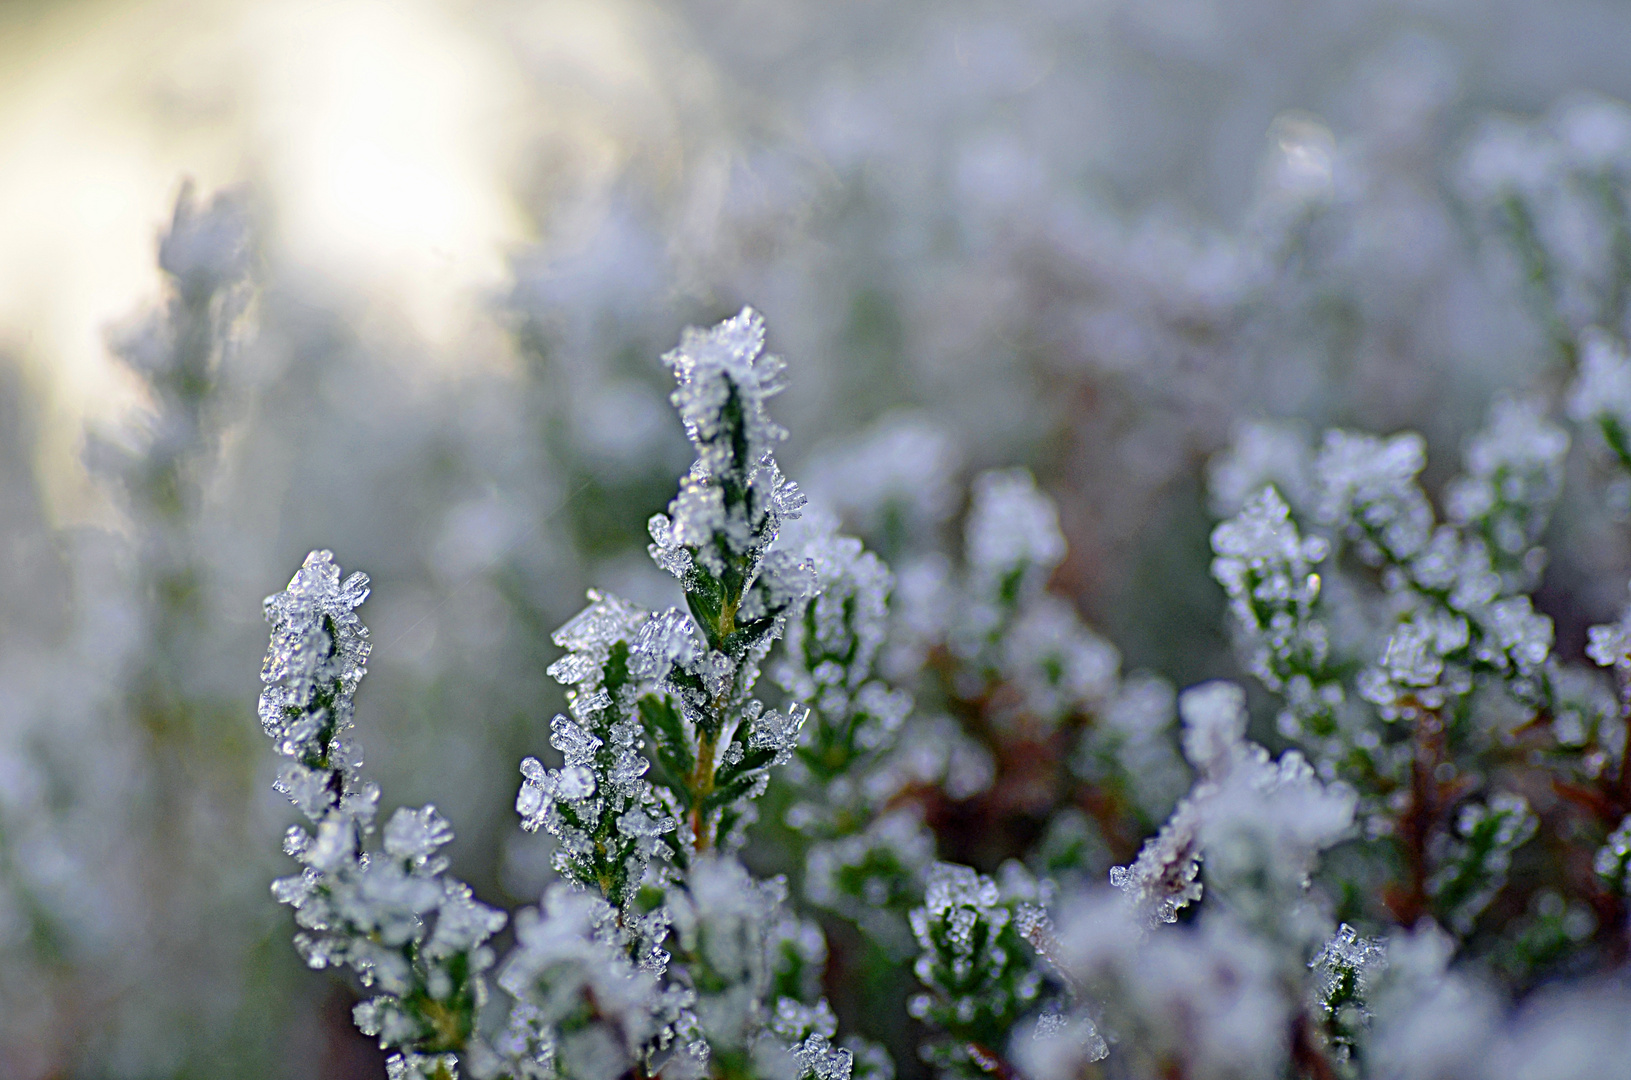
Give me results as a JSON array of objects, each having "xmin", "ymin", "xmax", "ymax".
[{"xmin": 1213, "ymin": 397, "xmax": 1570, "ymax": 769}]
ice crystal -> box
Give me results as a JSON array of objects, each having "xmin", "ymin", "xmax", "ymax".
[
  {"xmin": 383, "ymin": 805, "xmax": 455, "ymax": 867},
  {"xmin": 790, "ymin": 1033, "xmax": 855, "ymax": 1080},
  {"xmin": 1109, "ymin": 800, "xmax": 1204, "ymax": 926},
  {"xmin": 1310, "ymin": 923, "xmax": 1387, "ymax": 1020},
  {"xmin": 1010, "ymin": 1009, "xmax": 1109, "ymax": 1080}
]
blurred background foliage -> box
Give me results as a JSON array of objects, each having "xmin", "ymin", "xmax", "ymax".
[{"xmin": 7, "ymin": 0, "xmax": 1631, "ymax": 1076}]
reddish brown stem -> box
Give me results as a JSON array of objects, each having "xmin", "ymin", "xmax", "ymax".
[{"xmin": 1290, "ymin": 1011, "xmax": 1340, "ymax": 1080}]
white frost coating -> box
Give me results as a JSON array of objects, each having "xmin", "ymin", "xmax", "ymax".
[
  {"xmin": 1430, "ymin": 793, "xmax": 1538, "ymax": 934},
  {"xmin": 261, "ymin": 553, "xmax": 507, "ymax": 1071},
  {"xmin": 1309, "ymin": 923, "xmax": 1387, "ymax": 1011},
  {"xmin": 965, "ymin": 469, "xmax": 1067, "ymax": 594},
  {"xmin": 1569, "ymin": 329, "xmax": 1631, "ymax": 436},
  {"xmin": 548, "ymin": 590, "xmax": 650, "ymax": 697},
  {"xmin": 1178, "ymin": 681, "xmax": 1248, "ymax": 778},
  {"xmin": 1109, "ymin": 800, "xmax": 1204, "ymax": 926},
  {"xmin": 1461, "ymin": 94, "xmax": 1631, "ymax": 333},
  {"xmin": 790, "ymin": 1034, "xmax": 854, "ymax": 1080},
  {"xmin": 1312, "ymin": 430, "xmax": 1433, "ymax": 562},
  {"xmin": 649, "ymin": 308, "xmax": 807, "ymax": 582},
  {"xmin": 383, "ymin": 806, "xmax": 456, "ymax": 867},
  {"xmin": 1208, "ymin": 486, "xmax": 1344, "ymax": 748},
  {"xmin": 1444, "ymin": 400, "xmax": 1567, "ymax": 564},
  {"xmin": 630, "ymin": 607, "xmax": 703, "ymax": 681},
  {"xmin": 663, "ymin": 307, "xmax": 789, "ymax": 482},
  {"xmin": 1211, "ymin": 487, "xmax": 1328, "ymax": 592},
  {"xmin": 1112, "ymin": 679, "xmax": 1354, "ymax": 928},
  {"xmin": 1478, "ymin": 597, "xmax": 1554, "ymax": 674},
  {"xmin": 666, "ymin": 855, "xmax": 831, "ymax": 1062},
  {"xmin": 261, "ymin": 551, "xmax": 372, "ymax": 732},
  {"xmin": 776, "ymin": 514, "xmax": 894, "ymax": 697},
  {"xmin": 805, "ymin": 808, "xmax": 936, "ymax": 916},
  {"xmin": 497, "ymin": 884, "xmax": 668, "ymax": 1076},
  {"xmin": 1207, "ymin": 420, "xmax": 1312, "ymax": 518},
  {"xmin": 1486, "ymin": 983, "xmax": 1631, "ymax": 1080},
  {"xmin": 1198, "ymin": 747, "xmax": 1355, "ymax": 927},
  {"xmin": 748, "ymin": 704, "xmax": 809, "ymax": 766}
]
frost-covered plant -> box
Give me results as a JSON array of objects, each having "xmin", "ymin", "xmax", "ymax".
[
  {"xmin": 231, "ymin": 76, "xmax": 1631, "ymax": 1077},
  {"xmin": 258, "ymin": 310, "xmax": 897, "ymax": 1080},
  {"xmin": 235, "ymin": 268, "xmax": 1631, "ymax": 1080},
  {"xmin": 261, "ymin": 551, "xmax": 507, "ymax": 1078}
]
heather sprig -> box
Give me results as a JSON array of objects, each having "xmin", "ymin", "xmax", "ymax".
[
  {"xmin": 260, "ymin": 551, "xmax": 507, "ymax": 1079},
  {"xmin": 906, "ymin": 864, "xmax": 1053, "ymax": 1080},
  {"xmin": 504, "ymin": 309, "xmax": 861, "ymax": 1080}
]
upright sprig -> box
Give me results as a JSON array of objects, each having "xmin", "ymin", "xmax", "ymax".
[
  {"xmin": 259, "ymin": 551, "xmax": 507, "ymax": 1080},
  {"xmin": 772, "ymin": 519, "xmax": 908, "ymax": 834},
  {"xmin": 93, "ymin": 184, "xmax": 255, "ymax": 731},
  {"xmin": 642, "ymin": 307, "xmax": 817, "ymax": 855},
  {"xmin": 1210, "ymin": 486, "xmax": 1343, "ymax": 753},
  {"xmin": 906, "ymin": 864, "xmax": 1057, "ymax": 1080},
  {"xmin": 508, "ymin": 309, "xmax": 866, "ymax": 1080}
]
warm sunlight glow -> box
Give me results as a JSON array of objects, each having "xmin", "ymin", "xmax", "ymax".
[{"xmin": 0, "ymin": 0, "xmax": 659, "ymax": 521}]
